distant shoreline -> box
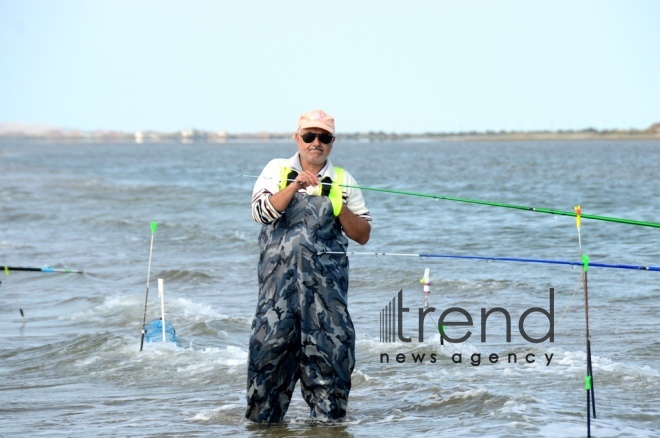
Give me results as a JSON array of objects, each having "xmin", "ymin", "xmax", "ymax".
[{"xmin": 1, "ymin": 124, "xmax": 659, "ymax": 143}]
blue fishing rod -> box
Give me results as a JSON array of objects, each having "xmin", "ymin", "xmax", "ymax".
[{"xmin": 320, "ymin": 251, "xmax": 660, "ymax": 272}]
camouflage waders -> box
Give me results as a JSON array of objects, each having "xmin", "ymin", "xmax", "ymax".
[{"xmin": 245, "ymin": 190, "xmax": 355, "ymax": 422}]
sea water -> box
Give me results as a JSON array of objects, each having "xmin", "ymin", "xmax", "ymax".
[{"xmin": 1, "ymin": 140, "xmax": 659, "ymax": 436}]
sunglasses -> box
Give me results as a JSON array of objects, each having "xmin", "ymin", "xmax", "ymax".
[{"xmin": 299, "ymin": 132, "xmax": 335, "ymax": 144}]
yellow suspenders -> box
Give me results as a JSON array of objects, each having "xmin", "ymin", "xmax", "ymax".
[
  {"xmin": 280, "ymin": 166, "xmax": 344, "ymax": 216},
  {"xmin": 329, "ymin": 167, "xmax": 344, "ymax": 216}
]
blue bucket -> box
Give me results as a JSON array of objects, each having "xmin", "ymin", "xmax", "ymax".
[{"xmin": 145, "ymin": 319, "xmax": 181, "ymax": 346}]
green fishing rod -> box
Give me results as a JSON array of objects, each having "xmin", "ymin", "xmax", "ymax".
[
  {"xmin": 238, "ymin": 174, "xmax": 660, "ymax": 228},
  {"xmin": 340, "ymin": 183, "xmax": 660, "ymax": 229}
]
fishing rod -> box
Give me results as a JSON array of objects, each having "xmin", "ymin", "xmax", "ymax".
[
  {"xmin": 320, "ymin": 251, "xmax": 660, "ymax": 272},
  {"xmin": 139, "ymin": 222, "xmax": 158, "ymax": 352},
  {"xmin": 342, "ymin": 183, "xmax": 660, "ymax": 229},
  {"xmin": 237, "ymin": 174, "xmax": 660, "ymax": 228},
  {"xmin": 2, "ymin": 266, "xmax": 83, "ymax": 274},
  {"xmin": 575, "ymin": 207, "xmax": 596, "ymax": 437}
]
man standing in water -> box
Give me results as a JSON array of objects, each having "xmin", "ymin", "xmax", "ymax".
[{"xmin": 247, "ymin": 109, "xmax": 371, "ymax": 422}]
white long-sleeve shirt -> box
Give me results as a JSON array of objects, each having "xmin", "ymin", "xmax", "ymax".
[{"xmin": 251, "ymin": 153, "xmax": 372, "ymax": 226}]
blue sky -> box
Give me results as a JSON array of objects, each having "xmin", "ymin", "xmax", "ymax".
[{"xmin": 1, "ymin": 0, "xmax": 659, "ymax": 134}]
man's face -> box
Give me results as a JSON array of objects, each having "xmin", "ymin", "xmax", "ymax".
[{"xmin": 296, "ymin": 127, "xmax": 334, "ymax": 167}]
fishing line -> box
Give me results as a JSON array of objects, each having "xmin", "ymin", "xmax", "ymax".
[
  {"xmin": 139, "ymin": 222, "xmax": 158, "ymax": 352},
  {"xmin": 512, "ymin": 272, "xmax": 583, "ymax": 371},
  {"xmin": 2, "ymin": 269, "xmax": 25, "ymax": 317},
  {"xmin": 555, "ymin": 272, "xmax": 583, "ymax": 328},
  {"xmin": 411, "ymin": 266, "xmax": 584, "ymax": 358},
  {"xmin": 237, "ymin": 174, "xmax": 660, "ymax": 229}
]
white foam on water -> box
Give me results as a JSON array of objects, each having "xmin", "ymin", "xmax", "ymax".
[
  {"xmin": 187, "ymin": 403, "xmax": 242, "ymax": 422},
  {"xmin": 63, "ymin": 294, "xmax": 141, "ymax": 324},
  {"xmin": 175, "ymin": 345, "xmax": 248, "ymax": 374},
  {"xmin": 175, "ymin": 297, "xmax": 251, "ymax": 325}
]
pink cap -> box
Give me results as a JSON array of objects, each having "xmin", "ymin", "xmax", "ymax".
[{"xmin": 297, "ymin": 109, "xmax": 335, "ymax": 134}]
